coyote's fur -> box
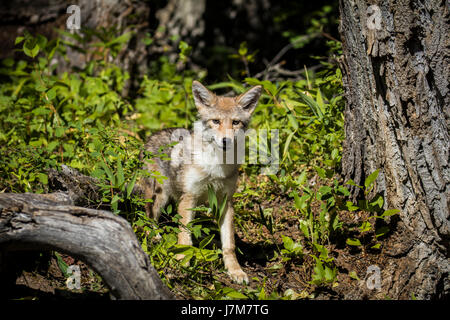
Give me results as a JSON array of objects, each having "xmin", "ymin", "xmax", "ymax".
[{"xmin": 140, "ymin": 81, "xmax": 262, "ymax": 283}]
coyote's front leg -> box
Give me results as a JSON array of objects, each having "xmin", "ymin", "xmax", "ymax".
[
  {"xmin": 220, "ymin": 201, "xmax": 248, "ymax": 284},
  {"xmin": 176, "ymin": 194, "xmax": 195, "ymax": 260}
]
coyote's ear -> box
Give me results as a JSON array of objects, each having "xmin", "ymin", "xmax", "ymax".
[
  {"xmin": 192, "ymin": 81, "xmax": 215, "ymax": 109},
  {"xmin": 236, "ymin": 85, "xmax": 262, "ymax": 114}
]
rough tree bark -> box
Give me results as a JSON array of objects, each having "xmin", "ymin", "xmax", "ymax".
[
  {"xmin": 339, "ymin": 0, "xmax": 449, "ymax": 299},
  {"xmin": 0, "ymin": 192, "xmax": 174, "ymax": 300}
]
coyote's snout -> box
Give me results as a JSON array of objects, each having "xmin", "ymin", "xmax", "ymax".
[{"xmin": 140, "ymin": 81, "xmax": 262, "ymax": 283}]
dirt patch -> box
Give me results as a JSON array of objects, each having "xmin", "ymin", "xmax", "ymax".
[{"xmin": 1, "ymin": 251, "xmax": 108, "ymax": 300}]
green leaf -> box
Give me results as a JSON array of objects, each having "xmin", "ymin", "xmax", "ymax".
[
  {"xmin": 299, "ymin": 220, "xmax": 310, "ymax": 238},
  {"xmin": 358, "ymin": 221, "xmax": 372, "ymax": 233},
  {"xmin": 331, "ymin": 148, "xmax": 339, "ymax": 160},
  {"xmin": 217, "ymin": 193, "xmax": 228, "ymax": 222},
  {"xmin": 349, "ymin": 271, "xmax": 360, "ymax": 281},
  {"xmin": 312, "ymin": 260, "xmax": 325, "ymax": 283},
  {"xmin": 225, "ymin": 288, "xmax": 248, "ymax": 300},
  {"xmin": 15, "ymin": 36, "xmax": 24, "ymax": 45},
  {"xmin": 287, "ymin": 112, "xmax": 298, "ymax": 130},
  {"xmin": 317, "ymin": 185, "xmax": 332, "ymax": 200},
  {"xmin": 282, "ymin": 131, "xmax": 295, "ymax": 161},
  {"xmin": 46, "ymin": 39, "xmax": 59, "ymax": 60},
  {"xmin": 346, "ymin": 179, "xmax": 363, "ymax": 189},
  {"xmin": 331, "ymin": 213, "xmax": 341, "ymax": 231},
  {"xmin": 282, "ymin": 235, "xmax": 294, "ymax": 251},
  {"xmin": 111, "ymin": 194, "xmax": 120, "ymax": 205},
  {"xmin": 180, "ymin": 252, "xmax": 193, "ymax": 267},
  {"xmin": 46, "ymin": 87, "xmax": 57, "ymax": 101},
  {"xmin": 337, "ymin": 185, "xmax": 350, "ymax": 196},
  {"xmin": 164, "ymin": 233, "xmax": 178, "ymax": 248},
  {"xmin": 35, "ymin": 83, "xmax": 47, "ymax": 92},
  {"xmin": 258, "ymin": 287, "xmax": 266, "ymax": 300},
  {"xmin": 380, "ymin": 209, "xmax": 400, "ymax": 218},
  {"xmin": 314, "ymin": 166, "xmax": 327, "ymax": 179},
  {"xmin": 297, "ymin": 90, "xmax": 323, "ymax": 119},
  {"xmin": 199, "ymin": 234, "xmax": 215, "ymax": 249},
  {"xmin": 55, "ymin": 126, "xmax": 65, "ymax": 138},
  {"xmin": 364, "ymin": 169, "xmax": 379, "ymax": 189},
  {"xmin": 324, "ymin": 266, "xmax": 336, "ymax": 282},
  {"xmin": 293, "ymin": 193, "xmax": 308, "ymax": 210},
  {"xmin": 141, "ymin": 236, "xmax": 149, "ymax": 254},
  {"xmin": 207, "ymin": 186, "xmax": 217, "ymax": 211},
  {"xmin": 191, "ymin": 224, "xmax": 202, "ymax": 239},
  {"xmin": 91, "ymin": 168, "xmax": 105, "ymax": 179},
  {"xmin": 370, "ymin": 194, "xmax": 384, "ymax": 209},
  {"xmin": 116, "ymin": 158, "xmax": 124, "ymax": 187},
  {"xmin": 101, "ymin": 161, "xmax": 115, "ymax": 185},
  {"xmin": 105, "ymin": 31, "xmax": 133, "ymax": 47},
  {"xmin": 171, "ymin": 244, "xmax": 193, "ymax": 255},
  {"xmin": 266, "ymin": 263, "xmax": 283, "ymax": 273},
  {"xmin": 38, "ymin": 173, "xmax": 48, "ymax": 185},
  {"xmin": 36, "ymin": 34, "xmax": 48, "ymax": 49},
  {"xmin": 296, "ymin": 170, "xmax": 307, "ymax": 186},
  {"xmin": 238, "ymin": 42, "xmax": 248, "ymax": 56},
  {"xmin": 316, "ymin": 89, "xmax": 326, "ymax": 115},
  {"xmin": 346, "ymin": 238, "xmax": 362, "ymax": 246},
  {"xmin": 126, "ymin": 172, "xmax": 137, "ymax": 198},
  {"xmin": 23, "ymin": 41, "xmax": 39, "ymax": 58},
  {"xmin": 54, "ymin": 252, "xmax": 69, "ymax": 277},
  {"xmin": 32, "ymin": 107, "xmax": 51, "ymax": 116},
  {"xmin": 47, "ymin": 141, "xmax": 59, "ymax": 152}
]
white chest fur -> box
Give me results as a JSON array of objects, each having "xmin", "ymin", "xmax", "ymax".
[{"xmin": 177, "ymin": 141, "xmax": 238, "ymax": 197}]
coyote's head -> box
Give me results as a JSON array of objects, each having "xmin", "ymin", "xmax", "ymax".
[{"xmin": 192, "ymin": 81, "xmax": 262, "ymax": 151}]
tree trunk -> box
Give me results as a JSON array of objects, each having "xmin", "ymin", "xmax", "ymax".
[
  {"xmin": 0, "ymin": 0, "xmax": 151, "ymax": 95},
  {"xmin": 339, "ymin": 0, "xmax": 449, "ymax": 299},
  {"xmin": 0, "ymin": 192, "xmax": 174, "ymax": 300}
]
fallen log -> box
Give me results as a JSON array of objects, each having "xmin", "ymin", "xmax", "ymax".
[
  {"xmin": 0, "ymin": 192, "xmax": 174, "ymax": 300},
  {"xmin": 47, "ymin": 164, "xmax": 102, "ymax": 207}
]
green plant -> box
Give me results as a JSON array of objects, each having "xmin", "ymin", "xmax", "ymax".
[
  {"xmin": 292, "ymin": 180, "xmax": 345, "ymax": 247},
  {"xmin": 0, "ymin": 21, "xmax": 353, "ymax": 299},
  {"xmin": 229, "ymin": 42, "xmax": 258, "ymax": 77},
  {"xmin": 280, "ymin": 235, "xmax": 303, "ymax": 261},
  {"xmin": 345, "ymin": 170, "xmax": 400, "ymax": 250},
  {"xmin": 163, "ymin": 186, "xmax": 228, "ymax": 268},
  {"xmin": 310, "ymin": 249, "xmax": 337, "ymax": 286}
]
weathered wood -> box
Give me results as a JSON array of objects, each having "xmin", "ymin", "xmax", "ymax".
[
  {"xmin": 0, "ymin": 192, "xmax": 174, "ymax": 300},
  {"xmin": 47, "ymin": 165, "xmax": 102, "ymax": 207},
  {"xmin": 339, "ymin": 0, "xmax": 449, "ymax": 299}
]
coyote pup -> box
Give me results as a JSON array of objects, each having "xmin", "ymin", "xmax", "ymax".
[{"xmin": 140, "ymin": 81, "xmax": 262, "ymax": 283}]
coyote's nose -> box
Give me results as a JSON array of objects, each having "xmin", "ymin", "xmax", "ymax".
[{"xmin": 222, "ymin": 137, "xmax": 232, "ymax": 149}]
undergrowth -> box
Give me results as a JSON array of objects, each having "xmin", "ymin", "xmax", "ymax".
[{"xmin": 0, "ymin": 27, "xmax": 398, "ymax": 300}]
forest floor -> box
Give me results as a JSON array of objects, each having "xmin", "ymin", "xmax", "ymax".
[{"xmin": 3, "ymin": 172, "xmax": 392, "ymax": 300}]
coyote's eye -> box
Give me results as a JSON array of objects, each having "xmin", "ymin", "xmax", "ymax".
[
  {"xmin": 212, "ymin": 119, "xmax": 220, "ymax": 124},
  {"xmin": 232, "ymin": 120, "xmax": 240, "ymax": 126}
]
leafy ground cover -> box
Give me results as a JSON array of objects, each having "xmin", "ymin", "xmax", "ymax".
[{"xmin": 0, "ymin": 28, "xmax": 399, "ymax": 300}]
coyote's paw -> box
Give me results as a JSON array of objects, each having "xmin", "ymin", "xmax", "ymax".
[{"xmin": 228, "ymin": 268, "xmax": 249, "ymax": 284}]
